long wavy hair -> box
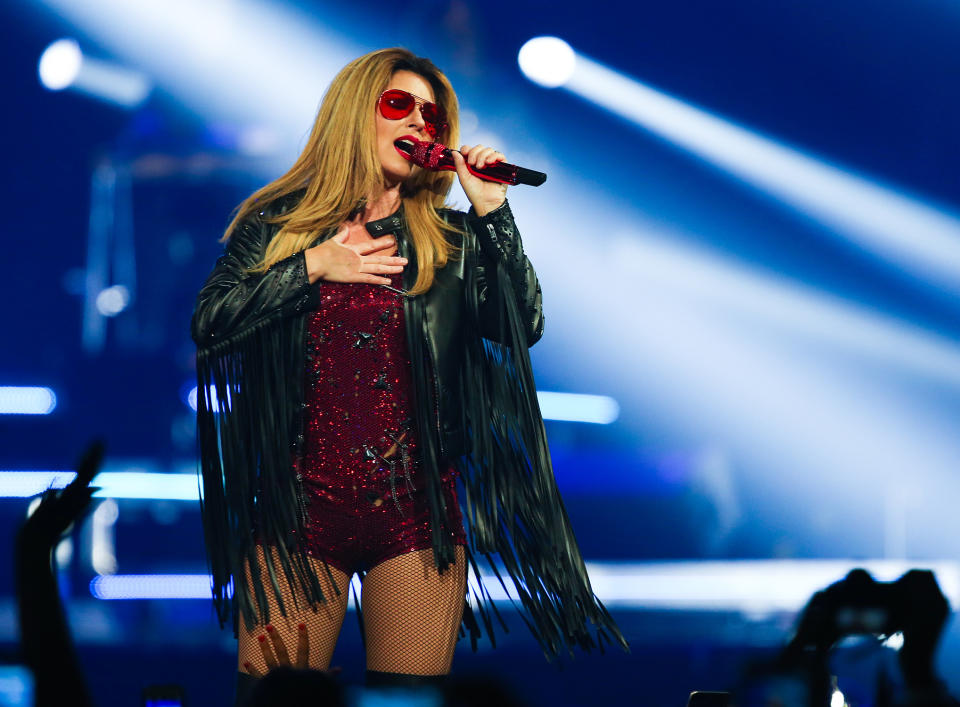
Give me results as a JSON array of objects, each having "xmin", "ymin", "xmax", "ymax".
[{"xmin": 224, "ymin": 48, "xmax": 461, "ymax": 294}]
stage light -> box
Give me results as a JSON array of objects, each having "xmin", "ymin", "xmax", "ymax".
[
  {"xmin": 522, "ymin": 40, "xmax": 960, "ymax": 297},
  {"xmin": 0, "ymin": 387, "xmax": 57, "ymax": 415},
  {"xmin": 91, "ymin": 499, "xmax": 119, "ymax": 575},
  {"xmin": 517, "ymin": 36, "xmax": 576, "ymax": 88},
  {"xmin": 537, "ymin": 391, "xmax": 619, "ymax": 424},
  {"xmin": 37, "ymin": 38, "xmax": 150, "ymax": 108},
  {"xmin": 38, "ymin": 38, "xmax": 82, "ymax": 90},
  {"xmin": 32, "ymin": 0, "xmax": 358, "ymax": 150},
  {"xmin": 0, "ymin": 668, "xmax": 32, "ymax": 707},
  {"xmin": 0, "ymin": 471, "xmax": 199, "ymax": 500},
  {"xmin": 85, "ymin": 560, "xmax": 960, "ymax": 612},
  {"xmin": 95, "ymin": 285, "xmax": 130, "ymax": 317},
  {"xmin": 90, "ymin": 574, "xmax": 219, "ymax": 600}
]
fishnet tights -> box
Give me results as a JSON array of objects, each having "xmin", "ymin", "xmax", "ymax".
[
  {"xmin": 238, "ymin": 545, "xmax": 466, "ymax": 676},
  {"xmin": 238, "ymin": 546, "xmax": 350, "ymax": 674}
]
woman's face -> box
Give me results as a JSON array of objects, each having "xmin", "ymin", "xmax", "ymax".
[{"xmin": 375, "ymin": 70, "xmax": 438, "ymax": 186}]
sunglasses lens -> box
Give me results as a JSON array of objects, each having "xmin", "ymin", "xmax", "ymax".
[
  {"xmin": 379, "ymin": 90, "xmax": 414, "ymax": 119},
  {"xmin": 420, "ymin": 103, "xmax": 446, "ymax": 138}
]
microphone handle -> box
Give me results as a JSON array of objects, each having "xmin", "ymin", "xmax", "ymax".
[{"xmin": 462, "ymin": 156, "xmax": 547, "ymax": 187}]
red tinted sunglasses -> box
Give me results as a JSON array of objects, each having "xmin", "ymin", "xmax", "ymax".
[{"xmin": 377, "ymin": 89, "xmax": 448, "ymax": 139}]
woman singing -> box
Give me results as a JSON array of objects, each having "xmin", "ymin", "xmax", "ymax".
[{"xmin": 191, "ymin": 48, "xmax": 625, "ymax": 701}]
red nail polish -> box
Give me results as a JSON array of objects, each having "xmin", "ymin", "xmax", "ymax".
[
  {"xmin": 266, "ymin": 624, "xmax": 274, "ymax": 633},
  {"xmin": 298, "ymin": 622, "xmax": 306, "ymax": 631},
  {"xmin": 243, "ymin": 662, "xmax": 251, "ymax": 670},
  {"xmin": 258, "ymin": 634, "xmax": 267, "ymax": 643}
]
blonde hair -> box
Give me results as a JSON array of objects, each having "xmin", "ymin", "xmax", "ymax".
[{"xmin": 224, "ymin": 48, "xmax": 461, "ymax": 294}]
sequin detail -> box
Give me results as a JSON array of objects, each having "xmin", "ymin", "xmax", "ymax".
[{"xmin": 298, "ymin": 271, "xmax": 464, "ymax": 573}]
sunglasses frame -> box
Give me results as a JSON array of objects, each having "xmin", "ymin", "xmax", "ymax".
[{"xmin": 377, "ymin": 88, "xmax": 448, "ymax": 139}]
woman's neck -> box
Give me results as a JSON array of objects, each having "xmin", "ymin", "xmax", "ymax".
[{"xmin": 360, "ymin": 184, "xmax": 402, "ymax": 223}]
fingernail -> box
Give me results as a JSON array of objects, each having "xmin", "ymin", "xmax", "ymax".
[
  {"xmin": 298, "ymin": 622, "xmax": 306, "ymax": 631},
  {"xmin": 243, "ymin": 662, "xmax": 252, "ymax": 670},
  {"xmin": 257, "ymin": 634, "xmax": 267, "ymax": 643},
  {"xmin": 265, "ymin": 624, "xmax": 274, "ymax": 633}
]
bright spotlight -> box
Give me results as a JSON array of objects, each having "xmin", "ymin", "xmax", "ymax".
[
  {"xmin": 523, "ymin": 41, "xmax": 960, "ymax": 298},
  {"xmin": 37, "ymin": 38, "xmax": 150, "ymax": 108},
  {"xmin": 95, "ymin": 285, "xmax": 130, "ymax": 316},
  {"xmin": 518, "ymin": 36, "xmax": 575, "ymax": 88},
  {"xmin": 38, "ymin": 38, "xmax": 82, "ymax": 90}
]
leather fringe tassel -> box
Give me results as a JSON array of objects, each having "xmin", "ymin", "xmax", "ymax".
[
  {"xmin": 458, "ymin": 257, "xmax": 630, "ymax": 660},
  {"xmin": 195, "ymin": 312, "xmax": 336, "ymax": 635}
]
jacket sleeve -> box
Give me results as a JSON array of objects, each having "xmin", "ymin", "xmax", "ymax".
[
  {"xmin": 190, "ymin": 215, "xmax": 319, "ymax": 348},
  {"xmin": 466, "ymin": 199, "xmax": 544, "ymax": 347}
]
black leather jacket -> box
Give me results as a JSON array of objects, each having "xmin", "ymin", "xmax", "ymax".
[
  {"xmin": 190, "ymin": 196, "xmax": 543, "ymax": 459},
  {"xmin": 191, "ymin": 192, "xmax": 624, "ymax": 658}
]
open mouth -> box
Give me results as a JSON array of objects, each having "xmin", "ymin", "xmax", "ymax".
[{"xmin": 393, "ymin": 135, "xmax": 418, "ymax": 161}]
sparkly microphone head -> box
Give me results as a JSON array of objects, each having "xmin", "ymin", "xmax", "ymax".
[{"xmin": 394, "ymin": 136, "xmax": 447, "ymax": 170}]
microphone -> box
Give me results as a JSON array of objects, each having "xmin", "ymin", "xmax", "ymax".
[{"xmin": 394, "ymin": 136, "xmax": 547, "ymax": 187}]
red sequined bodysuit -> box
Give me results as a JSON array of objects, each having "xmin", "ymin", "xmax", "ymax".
[{"xmin": 298, "ymin": 271, "xmax": 465, "ymax": 574}]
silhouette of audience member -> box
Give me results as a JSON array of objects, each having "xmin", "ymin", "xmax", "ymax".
[{"xmin": 15, "ymin": 440, "xmax": 103, "ymax": 707}]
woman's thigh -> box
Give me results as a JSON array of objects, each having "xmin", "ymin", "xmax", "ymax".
[
  {"xmin": 238, "ymin": 546, "xmax": 351, "ymax": 674},
  {"xmin": 360, "ymin": 545, "xmax": 466, "ymax": 675}
]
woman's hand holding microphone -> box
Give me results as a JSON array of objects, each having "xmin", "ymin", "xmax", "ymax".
[{"xmin": 452, "ymin": 144, "xmax": 508, "ymax": 218}]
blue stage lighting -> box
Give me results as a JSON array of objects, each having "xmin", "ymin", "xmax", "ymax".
[
  {"xmin": 0, "ymin": 667, "xmax": 33, "ymax": 707},
  {"xmin": 38, "ymin": 38, "xmax": 82, "ymax": 90},
  {"xmin": 0, "ymin": 387, "xmax": 57, "ymax": 415},
  {"xmin": 86, "ymin": 561, "xmax": 959, "ymax": 611},
  {"xmin": 537, "ymin": 392, "xmax": 619, "ymax": 424},
  {"xmin": 90, "ymin": 574, "xmax": 222, "ymax": 600},
  {"xmin": 95, "ymin": 285, "xmax": 130, "ymax": 317},
  {"xmin": 34, "ymin": 0, "xmax": 358, "ymax": 150},
  {"xmin": 37, "ymin": 37, "xmax": 150, "ymax": 107},
  {"xmin": 521, "ymin": 40, "xmax": 960, "ymax": 298},
  {"xmin": 0, "ymin": 471, "xmax": 198, "ymax": 500},
  {"xmin": 517, "ymin": 37, "xmax": 576, "ymax": 88}
]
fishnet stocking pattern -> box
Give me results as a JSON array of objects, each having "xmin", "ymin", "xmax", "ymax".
[
  {"xmin": 238, "ymin": 546, "xmax": 350, "ymax": 674},
  {"xmin": 362, "ymin": 545, "xmax": 466, "ymax": 675},
  {"xmin": 238, "ymin": 545, "xmax": 466, "ymax": 676}
]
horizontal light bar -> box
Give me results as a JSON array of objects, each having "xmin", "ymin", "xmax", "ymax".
[
  {"xmin": 581, "ymin": 559, "xmax": 960, "ymax": 611},
  {"xmin": 537, "ymin": 392, "xmax": 619, "ymax": 423},
  {"xmin": 90, "ymin": 574, "xmax": 220, "ymax": 599},
  {"xmin": 0, "ymin": 471, "xmax": 198, "ymax": 500},
  {"xmin": 89, "ymin": 560, "xmax": 958, "ymax": 612},
  {"xmin": 0, "ymin": 387, "xmax": 57, "ymax": 415}
]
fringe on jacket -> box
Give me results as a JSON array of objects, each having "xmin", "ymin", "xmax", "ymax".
[{"xmin": 193, "ymin": 198, "xmax": 628, "ymax": 658}]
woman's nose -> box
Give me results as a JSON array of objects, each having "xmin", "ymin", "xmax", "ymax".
[{"xmin": 407, "ymin": 107, "xmax": 427, "ymax": 131}]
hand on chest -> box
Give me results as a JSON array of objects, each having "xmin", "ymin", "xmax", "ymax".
[{"xmin": 341, "ymin": 219, "xmax": 399, "ymax": 258}]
